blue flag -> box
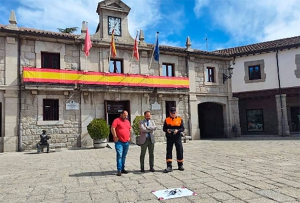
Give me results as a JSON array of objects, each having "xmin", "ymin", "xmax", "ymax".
[{"xmin": 153, "ymin": 36, "xmax": 159, "ymax": 61}]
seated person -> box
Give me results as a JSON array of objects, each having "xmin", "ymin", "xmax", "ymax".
[{"xmin": 36, "ymin": 130, "xmax": 51, "ymax": 153}]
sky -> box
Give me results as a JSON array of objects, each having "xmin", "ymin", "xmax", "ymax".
[{"xmin": 1, "ymin": 0, "xmax": 300, "ymax": 51}]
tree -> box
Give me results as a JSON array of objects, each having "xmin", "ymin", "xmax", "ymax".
[{"xmin": 57, "ymin": 27, "xmax": 78, "ymax": 33}]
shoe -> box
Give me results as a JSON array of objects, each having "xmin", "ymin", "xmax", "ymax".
[
  {"xmin": 140, "ymin": 168, "xmax": 145, "ymax": 172},
  {"xmin": 121, "ymin": 169, "xmax": 128, "ymax": 174},
  {"xmin": 163, "ymin": 167, "xmax": 173, "ymax": 173},
  {"xmin": 150, "ymin": 168, "xmax": 155, "ymax": 172},
  {"xmin": 178, "ymin": 166, "xmax": 184, "ymax": 171},
  {"xmin": 116, "ymin": 171, "xmax": 122, "ymax": 176}
]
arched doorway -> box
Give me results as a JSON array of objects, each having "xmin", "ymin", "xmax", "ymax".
[{"xmin": 198, "ymin": 102, "xmax": 225, "ymax": 139}]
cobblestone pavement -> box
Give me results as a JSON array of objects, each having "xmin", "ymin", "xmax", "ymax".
[{"xmin": 0, "ymin": 138, "xmax": 300, "ymax": 203}]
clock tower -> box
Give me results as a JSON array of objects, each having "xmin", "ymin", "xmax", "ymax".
[{"xmin": 96, "ymin": 0, "xmax": 134, "ymax": 43}]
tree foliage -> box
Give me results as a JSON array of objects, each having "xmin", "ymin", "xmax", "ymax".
[
  {"xmin": 132, "ymin": 116, "xmax": 144, "ymax": 136},
  {"xmin": 57, "ymin": 27, "xmax": 78, "ymax": 33}
]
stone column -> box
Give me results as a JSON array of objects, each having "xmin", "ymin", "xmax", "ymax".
[
  {"xmin": 4, "ymin": 90, "xmax": 19, "ymax": 152},
  {"xmin": 275, "ymin": 94, "xmax": 290, "ymax": 136},
  {"xmin": 189, "ymin": 94, "xmax": 200, "ymax": 140},
  {"xmin": 3, "ymin": 36, "xmax": 19, "ymax": 152},
  {"xmin": 228, "ymin": 97, "xmax": 241, "ymax": 137}
]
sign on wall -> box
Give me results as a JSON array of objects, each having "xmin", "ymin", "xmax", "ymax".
[
  {"xmin": 151, "ymin": 102, "xmax": 161, "ymax": 110},
  {"xmin": 66, "ymin": 100, "xmax": 79, "ymax": 110}
]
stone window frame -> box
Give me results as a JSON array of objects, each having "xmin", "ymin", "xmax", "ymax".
[
  {"xmin": 37, "ymin": 95, "xmax": 64, "ymax": 126},
  {"xmin": 204, "ymin": 63, "xmax": 219, "ymax": 85},
  {"xmin": 295, "ymin": 54, "xmax": 300, "ymax": 78},
  {"xmin": 162, "ymin": 63, "xmax": 175, "ymax": 77},
  {"xmin": 159, "ymin": 55, "xmax": 178, "ymax": 76},
  {"xmin": 35, "ymin": 41, "xmax": 65, "ymax": 69},
  {"xmin": 244, "ymin": 59, "xmax": 266, "ymax": 83}
]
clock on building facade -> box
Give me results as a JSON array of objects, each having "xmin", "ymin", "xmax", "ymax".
[{"xmin": 108, "ymin": 16, "xmax": 121, "ymax": 36}]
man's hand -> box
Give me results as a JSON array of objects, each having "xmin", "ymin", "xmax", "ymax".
[
  {"xmin": 173, "ymin": 129, "xmax": 178, "ymax": 134},
  {"xmin": 113, "ymin": 136, "xmax": 118, "ymax": 142}
]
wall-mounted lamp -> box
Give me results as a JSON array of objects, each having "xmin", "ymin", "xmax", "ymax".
[{"xmin": 223, "ymin": 65, "xmax": 234, "ymax": 84}]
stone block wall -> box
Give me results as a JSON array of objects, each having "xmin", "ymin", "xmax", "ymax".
[
  {"xmin": 194, "ymin": 59, "xmax": 229, "ymax": 94},
  {"xmin": 21, "ymin": 91, "xmax": 81, "ymax": 150}
]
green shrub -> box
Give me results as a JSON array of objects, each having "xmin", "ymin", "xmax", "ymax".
[
  {"xmin": 132, "ymin": 116, "xmax": 144, "ymax": 136},
  {"xmin": 87, "ymin": 118, "xmax": 110, "ymax": 140}
]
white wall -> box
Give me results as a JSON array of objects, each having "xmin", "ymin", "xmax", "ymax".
[{"xmin": 232, "ymin": 48, "xmax": 300, "ymax": 93}]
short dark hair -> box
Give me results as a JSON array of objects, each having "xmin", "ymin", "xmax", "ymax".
[
  {"xmin": 144, "ymin": 110, "xmax": 151, "ymax": 115},
  {"xmin": 42, "ymin": 130, "xmax": 46, "ymax": 133}
]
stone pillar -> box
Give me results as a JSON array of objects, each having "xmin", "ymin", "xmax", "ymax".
[
  {"xmin": 275, "ymin": 94, "xmax": 290, "ymax": 136},
  {"xmin": 228, "ymin": 97, "xmax": 241, "ymax": 137},
  {"xmin": 4, "ymin": 90, "xmax": 19, "ymax": 152},
  {"xmin": 189, "ymin": 94, "xmax": 200, "ymax": 140}
]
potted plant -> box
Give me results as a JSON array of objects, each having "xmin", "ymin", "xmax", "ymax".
[
  {"xmin": 87, "ymin": 118, "xmax": 110, "ymax": 148},
  {"xmin": 132, "ymin": 115, "xmax": 144, "ymax": 145}
]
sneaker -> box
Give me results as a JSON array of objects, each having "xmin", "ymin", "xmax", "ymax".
[
  {"xmin": 116, "ymin": 171, "xmax": 122, "ymax": 176},
  {"xmin": 140, "ymin": 168, "xmax": 145, "ymax": 172},
  {"xmin": 178, "ymin": 166, "xmax": 184, "ymax": 171},
  {"xmin": 163, "ymin": 167, "xmax": 173, "ymax": 173},
  {"xmin": 121, "ymin": 169, "xmax": 128, "ymax": 174},
  {"xmin": 150, "ymin": 168, "xmax": 155, "ymax": 172}
]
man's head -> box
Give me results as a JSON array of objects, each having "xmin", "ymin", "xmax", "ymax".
[
  {"xmin": 169, "ymin": 107, "xmax": 177, "ymax": 118},
  {"xmin": 144, "ymin": 110, "xmax": 151, "ymax": 120},
  {"xmin": 120, "ymin": 110, "xmax": 128, "ymax": 121},
  {"xmin": 42, "ymin": 130, "xmax": 46, "ymax": 134}
]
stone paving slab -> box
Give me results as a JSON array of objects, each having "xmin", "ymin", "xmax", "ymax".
[{"xmin": 0, "ymin": 139, "xmax": 300, "ymax": 203}]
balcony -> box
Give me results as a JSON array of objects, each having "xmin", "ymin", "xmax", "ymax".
[{"xmin": 23, "ymin": 67, "xmax": 189, "ymax": 90}]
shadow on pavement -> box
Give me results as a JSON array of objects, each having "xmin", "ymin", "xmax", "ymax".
[
  {"xmin": 69, "ymin": 169, "xmax": 168, "ymax": 177},
  {"xmin": 70, "ymin": 171, "xmax": 118, "ymax": 177}
]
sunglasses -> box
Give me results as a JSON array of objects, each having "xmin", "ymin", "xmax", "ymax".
[{"xmin": 170, "ymin": 112, "xmax": 176, "ymax": 114}]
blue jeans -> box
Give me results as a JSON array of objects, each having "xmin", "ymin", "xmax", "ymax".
[{"xmin": 115, "ymin": 141, "xmax": 129, "ymax": 171}]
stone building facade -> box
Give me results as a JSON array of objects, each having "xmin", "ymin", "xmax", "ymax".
[{"xmin": 0, "ymin": 0, "xmax": 240, "ymax": 152}]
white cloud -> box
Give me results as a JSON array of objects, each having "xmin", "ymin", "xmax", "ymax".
[
  {"xmin": 194, "ymin": 0, "xmax": 300, "ymax": 47},
  {"xmin": 3, "ymin": 0, "xmax": 161, "ymax": 41},
  {"xmin": 194, "ymin": 0, "xmax": 209, "ymax": 18}
]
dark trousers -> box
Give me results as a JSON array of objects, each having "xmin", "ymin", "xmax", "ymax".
[
  {"xmin": 166, "ymin": 136, "xmax": 183, "ymax": 167},
  {"xmin": 140, "ymin": 138, "xmax": 155, "ymax": 169},
  {"xmin": 36, "ymin": 142, "xmax": 49, "ymax": 153}
]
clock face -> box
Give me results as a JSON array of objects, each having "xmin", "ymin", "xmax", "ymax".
[{"xmin": 108, "ymin": 16, "xmax": 121, "ymax": 36}]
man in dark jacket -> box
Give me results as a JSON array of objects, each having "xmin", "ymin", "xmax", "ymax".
[
  {"xmin": 36, "ymin": 130, "xmax": 51, "ymax": 153},
  {"xmin": 163, "ymin": 107, "xmax": 185, "ymax": 173}
]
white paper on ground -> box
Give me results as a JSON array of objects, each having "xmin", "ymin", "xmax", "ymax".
[{"xmin": 151, "ymin": 187, "xmax": 197, "ymax": 200}]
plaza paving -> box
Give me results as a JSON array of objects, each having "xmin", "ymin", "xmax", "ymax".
[{"xmin": 0, "ymin": 138, "xmax": 300, "ymax": 203}]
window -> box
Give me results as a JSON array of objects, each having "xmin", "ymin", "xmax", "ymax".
[
  {"xmin": 162, "ymin": 63, "xmax": 175, "ymax": 77},
  {"xmin": 206, "ymin": 67, "xmax": 215, "ymax": 82},
  {"xmin": 41, "ymin": 52, "xmax": 60, "ymax": 69},
  {"xmin": 248, "ymin": 65, "xmax": 261, "ymax": 80},
  {"xmin": 109, "ymin": 59, "xmax": 123, "ymax": 73},
  {"xmin": 246, "ymin": 109, "xmax": 264, "ymax": 132},
  {"xmin": 43, "ymin": 99, "xmax": 59, "ymax": 121}
]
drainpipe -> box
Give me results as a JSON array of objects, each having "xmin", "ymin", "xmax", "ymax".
[
  {"xmin": 17, "ymin": 35, "xmax": 22, "ymax": 151},
  {"xmin": 276, "ymin": 50, "xmax": 284, "ymax": 136},
  {"xmin": 185, "ymin": 53, "xmax": 192, "ymax": 139}
]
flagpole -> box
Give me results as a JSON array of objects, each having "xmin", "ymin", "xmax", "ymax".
[
  {"xmin": 85, "ymin": 55, "xmax": 87, "ymax": 72},
  {"xmin": 148, "ymin": 31, "xmax": 159, "ymax": 70}
]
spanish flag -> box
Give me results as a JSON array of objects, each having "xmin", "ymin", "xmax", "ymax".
[{"xmin": 111, "ymin": 29, "xmax": 117, "ymax": 57}]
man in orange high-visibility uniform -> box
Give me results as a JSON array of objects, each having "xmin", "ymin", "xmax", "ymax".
[{"xmin": 163, "ymin": 107, "xmax": 185, "ymax": 173}]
